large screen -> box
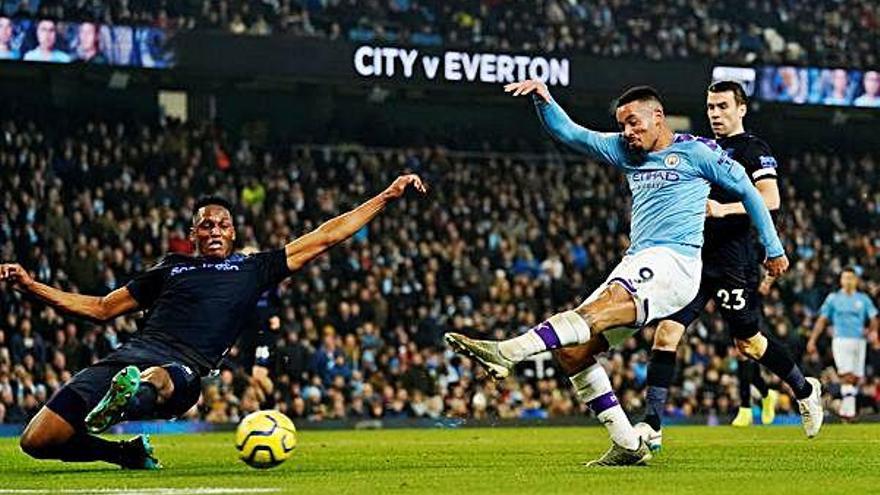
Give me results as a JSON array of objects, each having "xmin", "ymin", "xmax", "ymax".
[
  {"xmin": 713, "ymin": 64, "xmax": 879, "ymax": 108},
  {"xmin": 0, "ymin": 17, "xmax": 173, "ymax": 68}
]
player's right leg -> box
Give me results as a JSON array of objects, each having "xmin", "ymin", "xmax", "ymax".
[
  {"xmin": 446, "ymin": 247, "xmax": 700, "ymax": 380},
  {"xmin": 445, "ymin": 283, "xmax": 635, "ymax": 380},
  {"xmin": 19, "ymin": 366, "xmax": 160, "ymax": 469},
  {"xmin": 87, "ymin": 362, "xmax": 201, "ymax": 433}
]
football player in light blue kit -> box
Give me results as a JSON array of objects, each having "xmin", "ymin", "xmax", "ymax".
[
  {"xmin": 808, "ymin": 267, "xmax": 879, "ymax": 420},
  {"xmin": 446, "ymin": 80, "xmax": 795, "ymax": 466}
]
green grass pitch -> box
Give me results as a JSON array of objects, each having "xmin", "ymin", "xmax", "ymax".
[{"xmin": 2, "ymin": 425, "xmax": 879, "ymax": 494}]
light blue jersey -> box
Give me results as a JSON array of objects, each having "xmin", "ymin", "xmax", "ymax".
[
  {"xmin": 535, "ymin": 97, "xmax": 784, "ymax": 259},
  {"xmin": 819, "ymin": 290, "xmax": 878, "ymax": 339}
]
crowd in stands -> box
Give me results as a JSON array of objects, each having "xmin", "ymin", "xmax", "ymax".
[
  {"xmin": 2, "ymin": 0, "xmax": 878, "ymax": 68},
  {"xmin": 1, "ymin": 114, "xmax": 879, "ymax": 427}
]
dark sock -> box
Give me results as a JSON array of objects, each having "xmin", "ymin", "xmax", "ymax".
[
  {"xmin": 50, "ymin": 431, "xmax": 126, "ymax": 464},
  {"xmin": 645, "ymin": 349, "xmax": 676, "ymax": 430},
  {"xmin": 125, "ymin": 382, "xmax": 159, "ymax": 420},
  {"xmin": 737, "ymin": 359, "xmax": 754, "ymax": 407},
  {"xmin": 752, "ymin": 365, "xmax": 769, "ymax": 398},
  {"xmin": 757, "ymin": 338, "xmax": 812, "ymax": 400}
]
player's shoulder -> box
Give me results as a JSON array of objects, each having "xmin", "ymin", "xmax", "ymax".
[
  {"xmin": 672, "ymin": 134, "xmax": 730, "ymax": 166},
  {"xmin": 739, "ymin": 133, "xmax": 777, "ymax": 163},
  {"xmin": 153, "ymin": 253, "xmax": 195, "ymax": 269},
  {"xmin": 239, "ymin": 248, "xmax": 287, "ymax": 265},
  {"xmin": 673, "ymin": 133, "xmax": 723, "ymax": 154}
]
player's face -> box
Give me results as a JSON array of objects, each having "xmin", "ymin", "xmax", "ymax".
[
  {"xmin": 864, "ymin": 71, "xmax": 879, "ymax": 96},
  {"xmin": 616, "ymin": 101, "xmax": 660, "ymax": 152},
  {"xmin": 840, "ymin": 271, "xmax": 858, "ymax": 292},
  {"xmin": 832, "ymin": 69, "xmax": 848, "ymax": 94},
  {"xmin": 0, "ymin": 18, "xmax": 12, "ymax": 45},
  {"xmin": 191, "ymin": 205, "xmax": 236, "ymax": 258},
  {"xmin": 706, "ymin": 91, "xmax": 745, "ymax": 138},
  {"xmin": 79, "ymin": 22, "xmax": 97, "ymax": 50},
  {"xmin": 37, "ymin": 20, "xmax": 56, "ymax": 50}
]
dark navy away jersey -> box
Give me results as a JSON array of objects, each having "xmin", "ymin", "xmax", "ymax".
[{"xmin": 124, "ymin": 249, "xmax": 291, "ymax": 370}]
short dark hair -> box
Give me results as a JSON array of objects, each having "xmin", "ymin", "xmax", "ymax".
[
  {"xmin": 842, "ymin": 266, "xmax": 858, "ymax": 276},
  {"xmin": 615, "ymin": 86, "xmax": 664, "ymax": 109},
  {"xmin": 708, "ymin": 80, "xmax": 748, "ymax": 106},
  {"xmin": 194, "ymin": 196, "xmax": 233, "ymax": 215}
]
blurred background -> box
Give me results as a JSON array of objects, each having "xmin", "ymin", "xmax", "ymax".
[{"xmin": 0, "ymin": 0, "xmax": 878, "ymax": 429}]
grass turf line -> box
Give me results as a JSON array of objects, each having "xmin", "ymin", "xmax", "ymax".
[{"xmin": 1, "ymin": 425, "xmax": 879, "ymax": 494}]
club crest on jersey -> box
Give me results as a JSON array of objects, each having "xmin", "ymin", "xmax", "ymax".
[
  {"xmin": 664, "ymin": 154, "xmax": 681, "ymax": 168},
  {"xmin": 759, "ymin": 156, "xmax": 778, "ymax": 168}
]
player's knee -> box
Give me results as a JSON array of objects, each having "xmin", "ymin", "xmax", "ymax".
[
  {"xmin": 141, "ymin": 366, "xmax": 175, "ymax": 401},
  {"xmin": 19, "ymin": 424, "xmax": 57, "ymax": 459},
  {"xmin": 575, "ymin": 284, "xmax": 636, "ymax": 332},
  {"xmin": 653, "ymin": 321, "xmax": 684, "ymax": 351},
  {"xmin": 735, "ymin": 334, "xmax": 767, "ymax": 360}
]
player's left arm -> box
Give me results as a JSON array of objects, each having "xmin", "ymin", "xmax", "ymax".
[
  {"xmin": 696, "ymin": 150, "xmax": 787, "ymax": 276},
  {"xmin": 708, "ymin": 179, "xmax": 780, "ymax": 217},
  {"xmin": 865, "ymin": 296, "xmax": 879, "ymax": 341},
  {"xmin": 284, "ymin": 174, "xmax": 427, "ymax": 272},
  {"xmin": 707, "ymin": 144, "xmax": 780, "ymax": 217}
]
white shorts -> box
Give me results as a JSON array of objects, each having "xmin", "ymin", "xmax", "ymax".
[
  {"xmin": 577, "ymin": 246, "xmax": 702, "ymax": 348},
  {"xmin": 832, "ymin": 338, "xmax": 867, "ymax": 378}
]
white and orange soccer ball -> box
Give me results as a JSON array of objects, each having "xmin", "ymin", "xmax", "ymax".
[{"xmin": 235, "ymin": 409, "xmax": 297, "ymax": 469}]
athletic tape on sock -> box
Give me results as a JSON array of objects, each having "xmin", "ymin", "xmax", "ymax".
[{"xmin": 570, "ymin": 362, "xmax": 611, "ymax": 403}]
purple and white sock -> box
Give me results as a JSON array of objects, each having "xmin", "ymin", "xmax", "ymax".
[
  {"xmin": 498, "ymin": 310, "xmax": 590, "ymax": 362},
  {"xmin": 571, "ymin": 363, "xmax": 639, "ymax": 450}
]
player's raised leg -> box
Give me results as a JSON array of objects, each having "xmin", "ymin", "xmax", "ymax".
[
  {"xmin": 87, "ymin": 362, "xmax": 200, "ymax": 433},
  {"xmin": 445, "ymin": 283, "xmax": 634, "ymax": 380}
]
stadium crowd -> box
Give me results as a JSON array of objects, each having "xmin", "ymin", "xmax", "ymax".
[
  {"xmin": 2, "ymin": 0, "xmax": 878, "ymax": 68},
  {"xmin": 0, "ymin": 115, "xmax": 879, "ymax": 426}
]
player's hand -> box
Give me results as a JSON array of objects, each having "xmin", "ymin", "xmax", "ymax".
[
  {"xmin": 763, "ymin": 255, "xmax": 788, "ymax": 277},
  {"xmin": 0, "ymin": 263, "xmax": 34, "ymax": 290},
  {"xmin": 705, "ymin": 199, "xmax": 727, "ymax": 218},
  {"xmin": 504, "ymin": 79, "xmax": 552, "ymax": 103},
  {"xmin": 381, "ymin": 174, "xmax": 427, "ymax": 201},
  {"xmin": 758, "ymin": 274, "xmax": 776, "ymax": 296},
  {"xmin": 806, "ymin": 339, "xmax": 818, "ymax": 356}
]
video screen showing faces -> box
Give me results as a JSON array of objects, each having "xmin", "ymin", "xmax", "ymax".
[
  {"xmin": 0, "ymin": 17, "xmax": 173, "ymax": 68},
  {"xmin": 758, "ymin": 66, "xmax": 880, "ymax": 108}
]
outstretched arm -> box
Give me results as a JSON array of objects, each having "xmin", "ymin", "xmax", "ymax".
[
  {"xmin": 0, "ymin": 264, "xmax": 139, "ymax": 321},
  {"xmin": 505, "ymin": 80, "xmax": 625, "ymax": 165},
  {"xmin": 697, "ymin": 154, "xmax": 787, "ymax": 276},
  {"xmin": 284, "ymin": 174, "xmax": 427, "ymax": 272}
]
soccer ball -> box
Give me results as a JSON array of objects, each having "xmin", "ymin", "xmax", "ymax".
[{"xmin": 235, "ymin": 409, "xmax": 297, "ymax": 468}]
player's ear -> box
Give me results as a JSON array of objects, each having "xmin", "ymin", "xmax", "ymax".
[
  {"xmin": 738, "ymin": 103, "xmax": 747, "ymax": 118},
  {"xmin": 653, "ymin": 105, "xmax": 665, "ymax": 122}
]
